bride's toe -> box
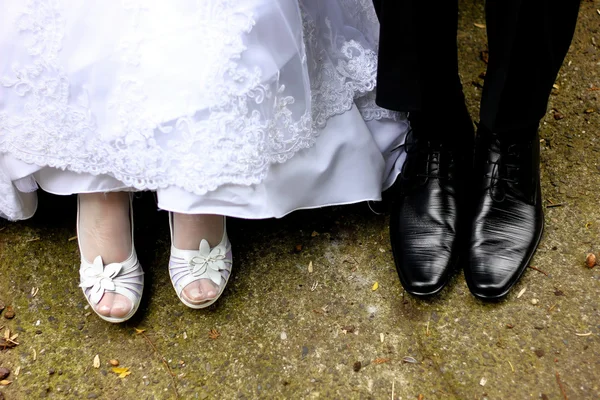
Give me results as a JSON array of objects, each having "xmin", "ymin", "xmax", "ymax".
[
  {"xmin": 93, "ymin": 292, "xmax": 132, "ymax": 319},
  {"xmin": 182, "ymin": 282, "xmax": 204, "ymax": 303},
  {"xmin": 181, "ymin": 280, "xmax": 218, "ymax": 303},
  {"xmin": 109, "ymin": 294, "xmax": 133, "ymax": 318},
  {"xmin": 201, "ymin": 280, "xmax": 218, "ymax": 299},
  {"xmin": 95, "ymin": 294, "xmax": 113, "ymax": 317}
]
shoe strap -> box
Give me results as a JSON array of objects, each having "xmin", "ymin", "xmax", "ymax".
[
  {"xmin": 79, "ymin": 253, "xmax": 144, "ymax": 306},
  {"xmin": 169, "ymin": 236, "xmax": 232, "ymax": 297}
]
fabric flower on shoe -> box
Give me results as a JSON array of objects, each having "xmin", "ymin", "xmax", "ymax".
[
  {"xmin": 186, "ymin": 240, "xmax": 226, "ymax": 286},
  {"xmin": 79, "ymin": 256, "xmax": 123, "ymax": 304}
]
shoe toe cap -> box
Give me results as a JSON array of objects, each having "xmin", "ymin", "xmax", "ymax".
[
  {"xmin": 396, "ymin": 250, "xmax": 456, "ymax": 296},
  {"xmin": 467, "ymin": 250, "xmax": 526, "ymax": 299}
]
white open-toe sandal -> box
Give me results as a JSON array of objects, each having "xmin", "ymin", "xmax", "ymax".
[
  {"xmin": 77, "ymin": 195, "xmax": 144, "ymax": 323},
  {"xmin": 168, "ymin": 213, "xmax": 232, "ymax": 309}
]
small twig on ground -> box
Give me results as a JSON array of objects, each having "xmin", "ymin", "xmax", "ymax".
[
  {"xmin": 507, "ymin": 360, "xmax": 514, "ymax": 372},
  {"xmin": 343, "ymin": 256, "xmax": 358, "ymax": 265},
  {"xmin": 528, "ymin": 265, "xmax": 548, "ymax": 276},
  {"xmin": 548, "ymin": 303, "xmax": 558, "ymax": 312},
  {"xmin": 137, "ymin": 329, "xmax": 179, "ymax": 399},
  {"xmin": 546, "ymin": 203, "xmax": 565, "ymax": 208},
  {"xmin": 391, "ymin": 380, "xmax": 395, "ymax": 400},
  {"xmin": 555, "ymin": 372, "xmax": 568, "ymax": 400}
]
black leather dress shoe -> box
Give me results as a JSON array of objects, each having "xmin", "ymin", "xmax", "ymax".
[
  {"xmin": 465, "ymin": 127, "xmax": 544, "ymax": 300},
  {"xmin": 389, "ymin": 126, "xmax": 472, "ymax": 296}
]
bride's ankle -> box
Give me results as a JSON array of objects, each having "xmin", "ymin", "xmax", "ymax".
[
  {"xmin": 172, "ymin": 213, "xmax": 224, "ymax": 250},
  {"xmin": 78, "ymin": 192, "xmax": 132, "ymax": 264}
]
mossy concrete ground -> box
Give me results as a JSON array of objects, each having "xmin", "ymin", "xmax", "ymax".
[{"xmin": 1, "ymin": 1, "xmax": 599, "ymax": 399}]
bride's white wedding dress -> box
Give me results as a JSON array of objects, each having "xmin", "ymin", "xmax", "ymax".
[{"xmin": 0, "ymin": 0, "xmax": 408, "ymax": 220}]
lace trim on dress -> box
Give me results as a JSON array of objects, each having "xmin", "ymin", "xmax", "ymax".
[
  {"xmin": 0, "ymin": 167, "xmax": 19, "ymax": 220},
  {"xmin": 0, "ymin": 0, "xmax": 403, "ymax": 220},
  {"xmin": 301, "ymin": 3, "xmax": 402, "ymax": 125}
]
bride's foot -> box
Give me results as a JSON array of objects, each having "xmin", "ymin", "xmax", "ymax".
[
  {"xmin": 169, "ymin": 213, "xmax": 232, "ymax": 308},
  {"xmin": 77, "ymin": 192, "xmax": 143, "ymax": 322}
]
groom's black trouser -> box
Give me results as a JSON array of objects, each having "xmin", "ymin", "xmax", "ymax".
[{"xmin": 373, "ymin": 0, "xmax": 580, "ymax": 137}]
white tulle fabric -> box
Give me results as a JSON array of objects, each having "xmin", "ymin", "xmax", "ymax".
[{"xmin": 0, "ymin": 0, "xmax": 407, "ymax": 220}]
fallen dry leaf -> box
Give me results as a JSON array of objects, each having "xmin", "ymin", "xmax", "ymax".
[
  {"xmin": 402, "ymin": 356, "xmax": 418, "ymax": 364},
  {"xmin": 0, "ymin": 338, "xmax": 18, "ymax": 349},
  {"xmin": 134, "ymin": 328, "xmax": 146, "ymax": 334},
  {"xmin": 474, "ymin": 23, "xmax": 486, "ymax": 29},
  {"xmin": 111, "ymin": 367, "xmax": 131, "ymax": 378},
  {"xmin": 516, "ymin": 287, "xmax": 527, "ymax": 299},
  {"xmin": 209, "ymin": 329, "xmax": 220, "ymax": 340},
  {"xmin": 308, "ymin": 261, "xmax": 313, "ymax": 273},
  {"xmin": 0, "ymin": 380, "xmax": 11, "ymax": 386},
  {"xmin": 373, "ymin": 357, "xmax": 390, "ymax": 364},
  {"xmin": 372, "ymin": 282, "xmax": 379, "ymax": 291},
  {"xmin": 0, "ymin": 328, "xmax": 18, "ymax": 349},
  {"xmin": 480, "ymin": 50, "xmax": 489, "ymax": 64},
  {"xmin": 341, "ymin": 325, "xmax": 355, "ymax": 334},
  {"xmin": 93, "ymin": 354, "xmax": 100, "ymax": 369}
]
